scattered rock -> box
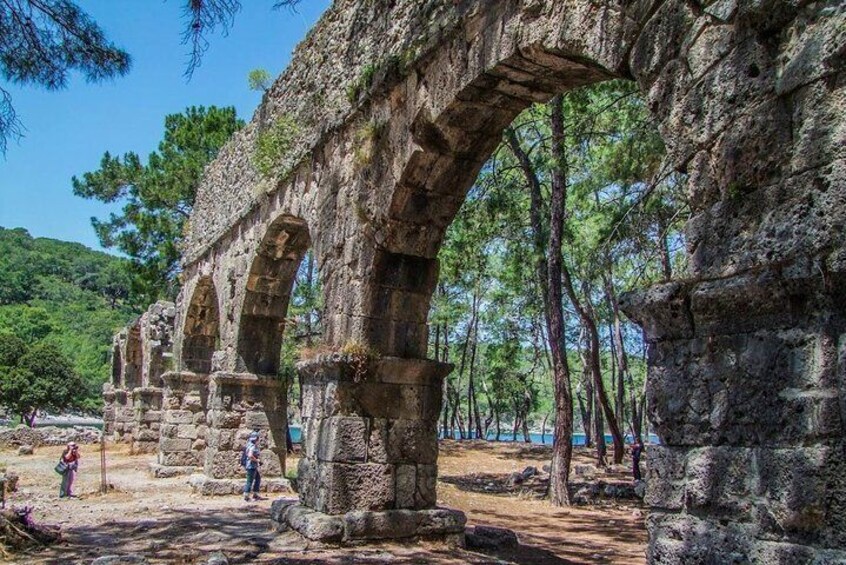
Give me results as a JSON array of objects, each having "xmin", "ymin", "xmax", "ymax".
[
  {"xmin": 520, "ymin": 466, "xmax": 538, "ymax": 480},
  {"xmin": 633, "ymin": 480, "xmax": 647, "ymax": 498},
  {"xmin": 91, "ymin": 556, "xmax": 148, "ymax": 565},
  {"xmin": 207, "ymin": 551, "xmax": 228, "ymax": 565},
  {"xmin": 542, "ymin": 464, "xmax": 551, "ymax": 473},
  {"xmin": 466, "ymin": 525, "xmax": 519, "ymax": 550},
  {"xmin": 574, "ymin": 464, "xmax": 597, "ymax": 476},
  {"xmin": 17, "ymin": 445, "xmax": 34, "ymax": 455},
  {"xmin": 506, "ymin": 472, "xmax": 524, "ymax": 487},
  {"xmin": 0, "ymin": 425, "xmax": 100, "ymax": 448}
]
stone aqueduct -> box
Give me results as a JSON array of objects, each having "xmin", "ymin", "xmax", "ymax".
[{"xmin": 103, "ymin": 0, "xmax": 845, "ymax": 561}]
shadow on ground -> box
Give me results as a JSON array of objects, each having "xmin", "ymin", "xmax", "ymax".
[{"xmin": 24, "ymin": 502, "xmax": 586, "ymax": 564}]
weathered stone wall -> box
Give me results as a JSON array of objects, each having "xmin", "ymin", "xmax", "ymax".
[
  {"xmin": 161, "ymin": 0, "xmax": 844, "ymax": 557},
  {"xmin": 158, "ymin": 372, "xmax": 209, "ymax": 469},
  {"xmin": 105, "ymin": 302, "xmax": 176, "ymax": 446},
  {"xmin": 297, "ymin": 356, "xmax": 448, "ymax": 514},
  {"xmin": 203, "ymin": 373, "xmax": 287, "ymax": 480},
  {"xmin": 111, "ymin": 389, "xmax": 134, "ymax": 444},
  {"xmin": 132, "ymin": 388, "xmax": 163, "ymax": 454}
]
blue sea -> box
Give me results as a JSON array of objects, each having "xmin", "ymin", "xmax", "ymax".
[{"xmin": 288, "ymin": 426, "xmax": 658, "ymax": 445}]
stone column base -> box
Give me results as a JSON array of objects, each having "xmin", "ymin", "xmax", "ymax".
[
  {"xmin": 270, "ymin": 500, "xmax": 466, "ymax": 545},
  {"xmin": 149, "ymin": 463, "xmax": 200, "ymax": 478},
  {"xmin": 188, "ymin": 474, "xmax": 292, "ymax": 496}
]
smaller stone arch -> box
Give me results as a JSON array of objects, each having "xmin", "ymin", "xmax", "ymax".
[
  {"xmin": 237, "ymin": 216, "xmax": 311, "ymax": 375},
  {"xmin": 111, "ymin": 344, "xmax": 122, "ymax": 387},
  {"xmin": 124, "ymin": 323, "xmax": 143, "ymax": 389},
  {"xmin": 182, "ymin": 277, "xmax": 221, "ymax": 374}
]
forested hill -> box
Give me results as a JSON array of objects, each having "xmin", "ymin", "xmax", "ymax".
[{"xmin": 0, "ymin": 227, "xmax": 141, "ymax": 410}]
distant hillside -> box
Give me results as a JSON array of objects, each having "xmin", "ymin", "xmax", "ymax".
[{"xmin": 0, "ymin": 227, "xmax": 142, "ymax": 410}]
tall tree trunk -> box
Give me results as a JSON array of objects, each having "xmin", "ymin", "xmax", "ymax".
[
  {"xmin": 457, "ymin": 291, "xmax": 478, "ymax": 439},
  {"xmin": 657, "ymin": 216, "xmax": 673, "ymax": 282},
  {"xmin": 594, "ymin": 387, "xmax": 607, "ymax": 467},
  {"xmin": 505, "ymin": 98, "xmax": 575, "ymax": 504},
  {"xmin": 467, "ymin": 296, "xmax": 483, "ymax": 440},
  {"xmin": 304, "ymin": 252, "xmax": 314, "ymax": 347},
  {"xmin": 576, "ymin": 326, "xmax": 593, "ymax": 448}
]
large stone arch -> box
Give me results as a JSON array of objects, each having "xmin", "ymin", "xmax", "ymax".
[
  {"xmin": 237, "ymin": 215, "xmax": 311, "ymax": 375},
  {"xmin": 172, "ymin": 0, "xmax": 844, "ymax": 559},
  {"xmin": 181, "ymin": 276, "xmax": 221, "ymax": 374}
]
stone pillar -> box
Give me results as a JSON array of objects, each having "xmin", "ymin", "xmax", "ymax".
[
  {"xmin": 623, "ymin": 271, "xmax": 846, "ymax": 562},
  {"xmin": 102, "ymin": 384, "xmax": 116, "ymax": 437},
  {"xmin": 188, "ymin": 372, "xmax": 291, "ymax": 495},
  {"xmin": 112, "ymin": 389, "xmax": 134, "ymax": 444},
  {"xmin": 271, "ymin": 355, "xmax": 465, "ymax": 544},
  {"xmin": 131, "ymin": 387, "xmax": 163, "ymax": 454},
  {"xmin": 152, "ymin": 371, "xmax": 209, "ymax": 477}
]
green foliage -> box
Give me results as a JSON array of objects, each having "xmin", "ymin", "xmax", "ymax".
[
  {"xmin": 248, "ymin": 68, "xmax": 273, "ymax": 92},
  {"xmin": 0, "ymin": 0, "xmax": 131, "ymax": 152},
  {"xmin": 353, "ymin": 119, "xmax": 386, "ymax": 167},
  {"xmin": 346, "ymin": 63, "xmax": 378, "ymax": 104},
  {"xmin": 430, "ymin": 80, "xmax": 687, "ymax": 440},
  {"xmin": 0, "ymin": 227, "xmax": 138, "ymax": 412},
  {"xmin": 0, "ymin": 340, "xmax": 86, "ymax": 426},
  {"xmin": 73, "ymin": 106, "xmax": 243, "ymax": 302},
  {"xmin": 253, "ymin": 114, "xmax": 300, "ymax": 178}
]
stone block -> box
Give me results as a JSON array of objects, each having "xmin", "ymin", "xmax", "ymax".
[
  {"xmin": 396, "ymin": 464, "xmax": 416, "ymax": 509},
  {"xmin": 343, "ymin": 509, "xmax": 420, "ymax": 540},
  {"xmin": 207, "ymin": 450, "xmax": 243, "ymax": 479},
  {"xmin": 134, "ymin": 429, "xmax": 159, "ymax": 442},
  {"xmin": 274, "ymin": 502, "xmax": 345, "ymax": 542},
  {"xmin": 645, "ymin": 446, "xmax": 686, "ymax": 511},
  {"xmin": 210, "ymin": 410, "xmax": 243, "ymax": 429},
  {"xmin": 386, "ymin": 418, "xmax": 438, "ymax": 464},
  {"xmin": 160, "ymin": 438, "xmax": 192, "ymax": 452},
  {"xmin": 140, "ymin": 411, "xmax": 162, "ymax": 423},
  {"xmin": 244, "ymin": 411, "xmax": 270, "ymax": 429},
  {"xmin": 177, "ymin": 425, "xmax": 199, "ymax": 440},
  {"xmin": 165, "ymin": 410, "xmax": 193, "ymax": 425},
  {"xmin": 416, "ymin": 508, "xmax": 467, "ymax": 535},
  {"xmin": 316, "ymin": 417, "xmax": 368, "ymax": 463},
  {"xmin": 415, "ymin": 464, "xmax": 438, "ymax": 509},
  {"xmin": 308, "ymin": 461, "xmax": 396, "ymax": 514},
  {"xmin": 159, "ymin": 451, "xmax": 201, "ymax": 467}
]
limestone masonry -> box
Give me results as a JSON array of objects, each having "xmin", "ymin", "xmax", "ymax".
[{"xmin": 109, "ymin": 0, "xmax": 845, "ymax": 560}]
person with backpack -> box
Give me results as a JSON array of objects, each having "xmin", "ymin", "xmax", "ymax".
[
  {"xmin": 242, "ymin": 432, "xmax": 262, "ymax": 501},
  {"xmin": 58, "ymin": 442, "xmax": 80, "ymax": 498}
]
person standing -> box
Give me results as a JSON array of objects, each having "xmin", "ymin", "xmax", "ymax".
[
  {"xmin": 59, "ymin": 442, "xmax": 80, "ymax": 498},
  {"xmin": 631, "ymin": 437, "xmax": 644, "ymax": 482},
  {"xmin": 243, "ymin": 432, "xmax": 262, "ymax": 501}
]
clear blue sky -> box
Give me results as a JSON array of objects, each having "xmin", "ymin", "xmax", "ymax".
[{"xmin": 0, "ymin": 0, "xmax": 331, "ymax": 252}]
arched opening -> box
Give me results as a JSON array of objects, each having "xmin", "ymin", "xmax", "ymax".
[
  {"xmin": 111, "ymin": 344, "xmax": 122, "ymax": 387},
  {"xmin": 182, "ymin": 277, "xmax": 221, "ymax": 374},
  {"xmin": 237, "ymin": 216, "xmax": 311, "ymax": 375},
  {"xmin": 124, "ymin": 323, "xmax": 143, "ymax": 389}
]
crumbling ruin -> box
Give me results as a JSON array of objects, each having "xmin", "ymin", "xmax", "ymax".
[{"xmin": 109, "ymin": 0, "xmax": 845, "ymax": 560}]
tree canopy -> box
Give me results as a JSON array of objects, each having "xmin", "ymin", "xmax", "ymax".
[
  {"xmin": 0, "ymin": 0, "xmax": 131, "ymax": 152},
  {"xmin": 0, "ymin": 335, "xmax": 87, "ymax": 426}
]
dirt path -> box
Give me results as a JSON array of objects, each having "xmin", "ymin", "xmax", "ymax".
[{"xmin": 1, "ymin": 441, "xmax": 646, "ymax": 564}]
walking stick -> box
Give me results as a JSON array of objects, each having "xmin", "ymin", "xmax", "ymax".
[{"xmin": 100, "ymin": 430, "xmax": 107, "ymax": 493}]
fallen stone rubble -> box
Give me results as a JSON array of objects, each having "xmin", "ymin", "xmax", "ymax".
[{"xmin": 0, "ymin": 425, "xmax": 101, "ymax": 448}]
